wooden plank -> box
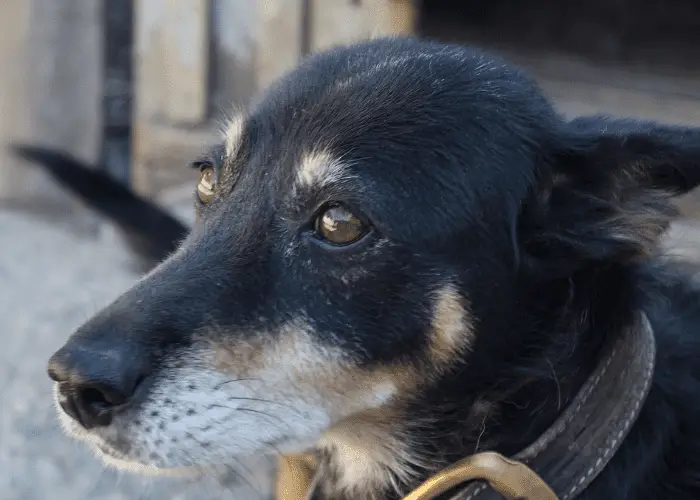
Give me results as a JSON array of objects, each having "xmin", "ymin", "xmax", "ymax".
[
  {"xmin": 133, "ymin": 0, "xmax": 167, "ymax": 121},
  {"xmin": 162, "ymin": 0, "xmax": 209, "ymax": 124},
  {"xmin": 0, "ymin": 0, "xmax": 104, "ymax": 213},
  {"xmin": 310, "ymin": 0, "xmax": 417, "ymax": 53},
  {"xmin": 381, "ymin": 0, "xmax": 417, "ymax": 35},
  {"xmin": 211, "ymin": 0, "xmax": 260, "ymax": 109},
  {"xmin": 256, "ymin": 0, "xmax": 418, "ymax": 93},
  {"xmin": 133, "ymin": 0, "xmax": 166, "ymax": 194},
  {"xmin": 131, "ymin": 123, "xmax": 217, "ymax": 195},
  {"xmin": 132, "ymin": 0, "xmax": 212, "ymax": 195},
  {"xmin": 256, "ymin": 0, "xmax": 304, "ymax": 91},
  {"xmin": 0, "ymin": 0, "xmax": 32, "ymax": 201},
  {"xmin": 310, "ymin": 0, "xmax": 367, "ymax": 52}
]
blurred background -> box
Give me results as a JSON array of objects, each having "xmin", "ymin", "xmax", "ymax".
[{"xmin": 2, "ymin": 1, "xmax": 700, "ymax": 499}]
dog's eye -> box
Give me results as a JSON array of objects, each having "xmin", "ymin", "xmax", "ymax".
[
  {"xmin": 197, "ymin": 166, "xmax": 216, "ymax": 204},
  {"xmin": 315, "ymin": 204, "xmax": 367, "ymax": 245}
]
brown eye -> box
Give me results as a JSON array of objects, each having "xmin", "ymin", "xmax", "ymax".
[
  {"xmin": 197, "ymin": 166, "xmax": 216, "ymax": 204},
  {"xmin": 315, "ymin": 205, "xmax": 367, "ymax": 245}
]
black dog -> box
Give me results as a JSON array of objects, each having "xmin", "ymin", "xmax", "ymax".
[{"xmin": 47, "ymin": 37, "xmax": 700, "ymax": 499}]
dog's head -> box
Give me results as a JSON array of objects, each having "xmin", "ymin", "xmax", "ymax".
[{"xmin": 47, "ymin": 37, "xmax": 700, "ymax": 498}]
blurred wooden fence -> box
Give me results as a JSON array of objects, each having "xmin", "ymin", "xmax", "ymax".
[
  {"xmin": 2, "ymin": 0, "xmax": 700, "ymax": 215},
  {"xmin": 131, "ymin": 0, "xmax": 416, "ymax": 196}
]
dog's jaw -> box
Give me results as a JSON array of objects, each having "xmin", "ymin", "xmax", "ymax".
[
  {"xmin": 51, "ymin": 279, "xmax": 473, "ymax": 498},
  {"xmin": 53, "ymin": 353, "xmax": 333, "ymax": 470},
  {"xmin": 51, "ymin": 327, "xmax": 407, "ymax": 491},
  {"xmin": 52, "ymin": 384, "xmax": 190, "ymax": 477}
]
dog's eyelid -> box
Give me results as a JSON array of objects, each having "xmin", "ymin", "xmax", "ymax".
[
  {"xmin": 311, "ymin": 199, "xmax": 369, "ymax": 223},
  {"xmin": 190, "ymin": 159, "xmax": 213, "ymax": 171},
  {"xmin": 190, "ymin": 145, "xmax": 226, "ymax": 172}
]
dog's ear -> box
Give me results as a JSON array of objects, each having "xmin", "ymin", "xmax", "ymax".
[{"xmin": 519, "ymin": 115, "xmax": 700, "ymax": 277}]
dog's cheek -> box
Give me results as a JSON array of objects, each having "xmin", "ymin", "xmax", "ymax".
[
  {"xmin": 110, "ymin": 358, "xmax": 335, "ymax": 468},
  {"xmin": 111, "ymin": 289, "xmax": 473, "ymax": 470},
  {"xmin": 107, "ymin": 323, "xmax": 396, "ymax": 468},
  {"xmin": 211, "ymin": 321, "xmax": 403, "ymax": 420}
]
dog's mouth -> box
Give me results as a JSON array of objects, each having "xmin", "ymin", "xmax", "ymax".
[
  {"xmin": 96, "ymin": 445, "xmax": 203, "ymax": 478},
  {"xmin": 60, "ymin": 417, "xmax": 204, "ymax": 478},
  {"xmin": 52, "ymin": 383, "xmax": 191, "ymax": 475},
  {"xmin": 50, "ymin": 370, "xmax": 325, "ymax": 478}
]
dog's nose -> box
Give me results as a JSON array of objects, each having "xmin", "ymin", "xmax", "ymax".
[{"xmin": 47, "ymin": 345, "xmax": 149, "ymax": 429}]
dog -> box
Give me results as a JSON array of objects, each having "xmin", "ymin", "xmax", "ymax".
[{"xmin": 47, "ymin": 36, "xmax": 700, "ymax": 499}]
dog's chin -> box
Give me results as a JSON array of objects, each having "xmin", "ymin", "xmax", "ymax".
[
  {"xmin": 95, "ymin": 442, "xmax": 203, "ymax": 477},
  {"xmin": 53, "ymin": 394, "xmax": 197, "ymax": 477},
  {"xmin": 53, "ymin": 395, "xmax": 316, "ymax": 483}
]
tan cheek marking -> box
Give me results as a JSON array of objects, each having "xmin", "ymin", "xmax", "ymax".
[
  {"xmin": 260, "ymin": 325, "xmax": 404, "ymax": 419},
  {"xmin": 197, "ymin": 290, "xmax": 472, "ymax": 497},
  {"xmin": 203, "ymin": 322, "xmax": 435, "ymax": 496},
  {"xmin": 296, "ymin": 150, "xmax": 349, "ymax": 189},
  {"xmin": 313, "ymin": 288, "xmax": 472, "ymax": 496},
  {"xmin": 206, "ymin": 287, "xmax": 471, "ymax": 400},
  {"xmin": 318, "ymin": 404, "xmax": 426, "ymax": 498},
  {"xmin": 428, "ymin": 284, "xmax": 473, "ymax": 370},
  {"xmin": 206, "ymin": 303, "xmax": 459, "ymax": 407},
  {"xmin": 212, "ymin": 335, "xmax": 266, "ymax": 376},
  {"xmin": 205, "ymin": 321, "xmax": 422, "ymax": 423}
]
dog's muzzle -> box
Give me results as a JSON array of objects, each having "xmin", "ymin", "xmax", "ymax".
[
  {"xmin": 48, "ymin": 338, "xmax": 151, "ymax": 430},
  {"xmin": 275, "ymin": 312, "xmax": 656, "ymax": 500}
]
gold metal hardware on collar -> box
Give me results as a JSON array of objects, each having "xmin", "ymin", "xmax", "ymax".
[
  {"xmin": 275, "ymin": 454, "xmax": 318, "ymax": 500},
  {"xmin": 402, "ymin": 451, "xmax": 558, "ymax": 500},
  {"xmin": 276, "ymin": 451, "xmax": 558, "ymax": 500}
]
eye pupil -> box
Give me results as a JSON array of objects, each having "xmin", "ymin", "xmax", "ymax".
[
  {"xmin": 197, "ymin": 166, "xmax": 216, "ymax": 203},
  {"xmin": 316, "ymin": 205, "xmax": 366, "ymax": 245}
]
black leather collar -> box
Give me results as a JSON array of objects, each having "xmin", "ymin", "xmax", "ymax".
[{"xmin": 446, "ymin": 312, "xmax": 656, "ymax": 500}]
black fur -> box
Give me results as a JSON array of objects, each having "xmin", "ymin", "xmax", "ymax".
[
  {"xmin": 48, "ymin": 37, "xmax": 700, "ymax": 499},
  {"xmin": 13, "ymin": 145, "xmax": 189, "ymax": 271}
]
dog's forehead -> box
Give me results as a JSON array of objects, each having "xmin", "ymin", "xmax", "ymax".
[
  {"xmin": 253, "ymin": 46, "xmax": 484, "ymax": 147},
  {"xmin": 218, "ymin": 38, "xmax": 553, "ymax": 226}
]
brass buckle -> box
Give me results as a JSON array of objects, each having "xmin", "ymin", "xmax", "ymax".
[
  {"xmin": 275, "ymin": 454, "xmax": 318, "ymax": 500},
  {"xmin": 402, "ymin": 452, "xmax": 558, "ymax": 500},
  {"xmin": 276, "ymin": 451, "xmax": 558, "ymax": 500}
]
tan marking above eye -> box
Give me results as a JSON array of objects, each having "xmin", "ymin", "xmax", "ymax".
[
  {"xmin": 315, "ymin": 205, "xmax": 367, "ymax": 245},
  {"xmin": 197, "ymin": 167, "xmax": 216, "ymax": 203}
]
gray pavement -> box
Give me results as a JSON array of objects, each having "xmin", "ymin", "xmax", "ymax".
[{"xmin": 0, "ymin": 187, "xmax": 273, "ymax": 500}]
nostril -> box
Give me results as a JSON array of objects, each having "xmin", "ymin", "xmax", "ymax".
[
  {"xmin": 47, "ymin": 366, "xmax": 61, "ymax": 382},
  {"xmin": 80, "ymin": 386, "xmax": 119, "ymax": 410},
  {"xmin": 49, "ymin": 346, "xmax": 151, "ymax": 429},
  {"xmin": 66, "ymin": 384, "xmax": 128, "ymax": 430},
  {"xmin": 132, "ymin": 374, "xmax": 147, "ymax": 396},
  {"xmin": 75, "ymin": 375, "xmax": 147, "ymax": 420}
]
